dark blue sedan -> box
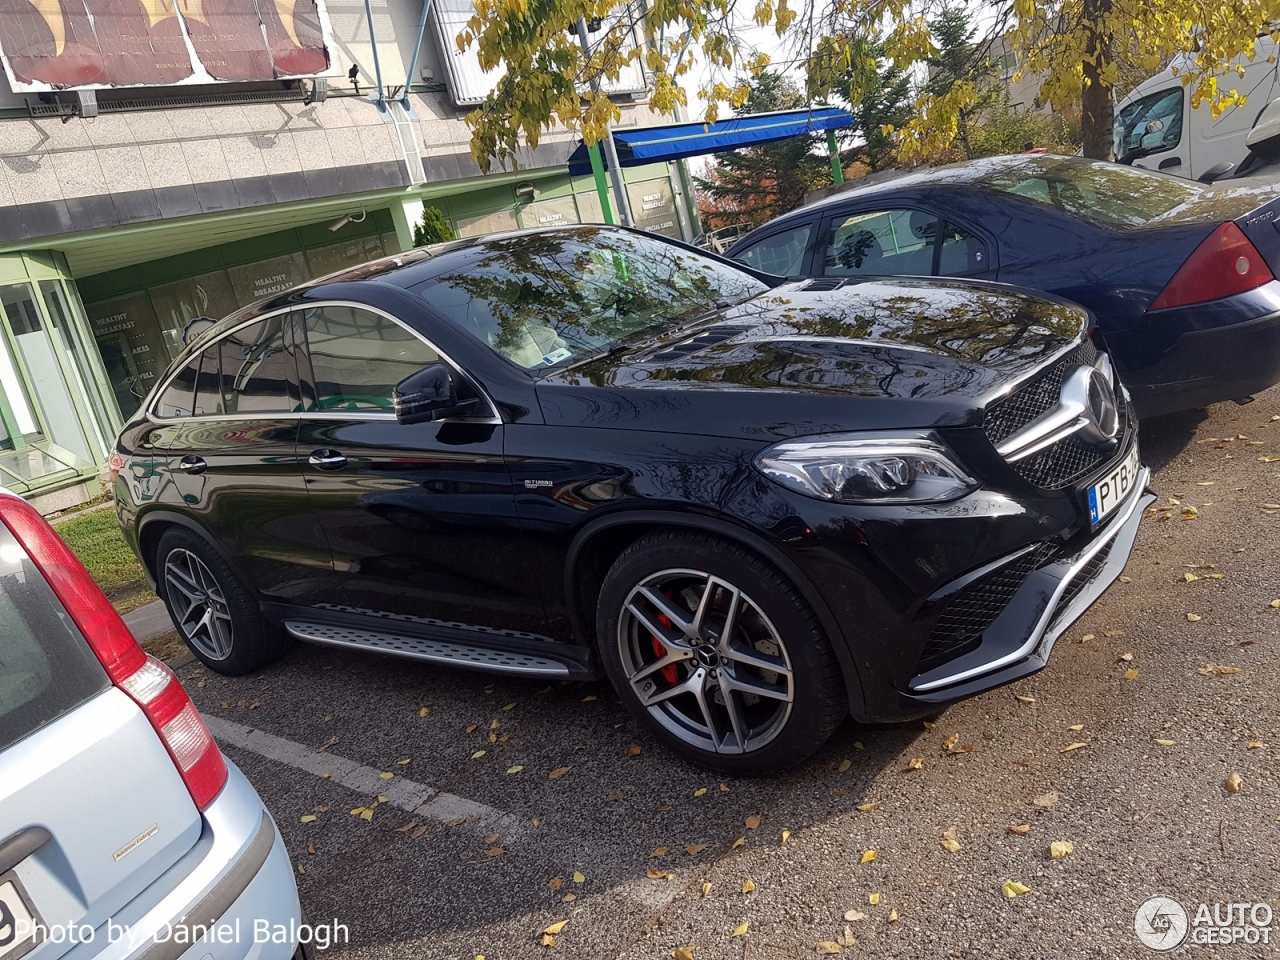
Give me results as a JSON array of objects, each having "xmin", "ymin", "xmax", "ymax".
[{"xmin": 726, "ymin": 154, "xmax": 1280, "ymax": 417}]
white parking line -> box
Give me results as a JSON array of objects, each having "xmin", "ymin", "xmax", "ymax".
[{"xmin": 204, "ymin": 716, "xmax": 520, "ymax": 832}]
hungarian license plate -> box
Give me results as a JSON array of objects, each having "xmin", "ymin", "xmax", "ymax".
[
  {"xmin": 1088, "ymin": 444, "xmax": 1141, "ymax": 525},
  {"xmin": 0, "ymin": 874, "xmax": 41, "ymax": 960}
]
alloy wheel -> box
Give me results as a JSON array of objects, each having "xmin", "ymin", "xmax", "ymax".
[
  {"xmin": 617, "ymin": 568, "xmax": 795, "ymax": 754},
  {"xmin": 163, "ymin": 547, "xmax": 235, "ymax": 661}
]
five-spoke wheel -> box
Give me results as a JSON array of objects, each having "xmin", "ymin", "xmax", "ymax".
[
  {"xmin": 599, "ymin": 530, "xmax": 846, "ymax": 774},
  {"xmin": 164, "ymin": 547, "xmax": 235, "ymax": 661}
]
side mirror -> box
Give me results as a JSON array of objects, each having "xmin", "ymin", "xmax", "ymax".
[
  {"xmin": 1197, "ymin": 161, "xmax": 1234, "ymax": 184},
  {"xmin": 393, "ymin": 364, "xmax": 478, "ymax": 424}
]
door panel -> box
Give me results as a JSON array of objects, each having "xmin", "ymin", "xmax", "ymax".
[
  {"xmin": 296, "ymin": 303, "xmax": 546, "ymax": 634},
  {"xmin": 164, "ymin": 312, "xmax": 335, "ymax": 605}
]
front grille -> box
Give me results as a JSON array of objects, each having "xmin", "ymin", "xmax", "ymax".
[
  {"xmin": 918, "ymin": 541, "xmax": 1060, "ymax": 673},
  {"xmin": 982, "ymin": 339, "xmax": 1115, "ymax": 490},
  {"xmin": 1050, "ymin": 539, "xmax": 1115, "ymax": 630}
]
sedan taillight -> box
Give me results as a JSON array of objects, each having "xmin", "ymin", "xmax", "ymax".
[
  {"xmin": 1150, "ymin": 222, "xmax": 1275, "ymax": 311},
  {"xmin": 0, "ymin": 495, "xmax": 227, "ymax": 809}
]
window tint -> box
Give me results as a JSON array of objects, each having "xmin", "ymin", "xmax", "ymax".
[
  {"xmin": 1114, "ymin": 87, "xmax": 1184, "ymax": 157},
  {"xmin": 304, "ymin": 306, "xmax": 439, "ymax": 412},
  {"xmin": 192, "ymin": 344, "xmax": 224, "ymax": 417},
  {"xmin": 216, "ymin": 316, "xmax": 294, "ymax": 414},
  {"xmin": 156, "ymin": 353, "xmax": 200, "ymax": 418},
  {"xmin": 822, "ymin": 209, "xmax": 938, "ymax": 277},
  {"xmin": 937, "ymin": 222, "xmax": 989, "ymax": 276},
  {"xmin": 734, "ymin": 223, "xmax": 813, "ymax": 276},
  {"xmin": 0, "ymin": 523, "xmax": 110, "ymax": 753}
]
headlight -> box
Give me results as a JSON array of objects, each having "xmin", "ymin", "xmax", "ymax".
[{"xmin": 754, "ymin": 433, "xmax": 977, "ymax": 504}]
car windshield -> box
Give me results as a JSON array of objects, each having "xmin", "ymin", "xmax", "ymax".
[
  {"xmin": 407, "ymin": 227, "xmax": 768, "ymax": 370},
  {"xmin": 978, "ymin": 157, "xmax": 1200, "ymax": 227}
]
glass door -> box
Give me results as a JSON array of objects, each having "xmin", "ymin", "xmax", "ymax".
[{"xmin": 39, "ymin": 280, "xmax": 118, "ymax": 459}]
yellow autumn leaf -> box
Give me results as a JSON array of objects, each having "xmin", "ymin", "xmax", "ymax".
[
  {"xmin": 856, "ymin": 802, "xmax": 878, "ymax": 812},
  {"xmin": 360, "ymin": 808, "xmax": 374, "ymax": 821},
  {"xmin": 1187, "ymin": 613, "xmax": 1202, "ymax": 622},
  {"xmin": 1271, "ymin": 600, "xmax": 1280, "ymax": 608},
  {"xmin": 869, "ymin": 893, "xmax": 880, "ymax": 905},
  {"xmin": 650, "ymin": 846, "xmax": 669, "ymax": 858},
  {"xmin": 507, "ymin": 765, "xmax": 524, "ymax": 774},
  {"xmin": 942, "ymin": 734, "xmax": 960, "ymax": 751},
  {"xmin": 544, "ymin": 921, "xmax": 568, "ymax": 936},
  {"xmin": 1008, "ymin": 823, "xmax": 1031, "ymax": 835},
  {"xmin": 1001, "ymin": 880, "xmax": 1032, "ymax": 898},
  {"xmin": 489, "ymin": 719, "xmax": 500, "ymax": 730},
  {"xmin": 731, "ymin": 837, "xmax": 746, "ymax": 849},
  {"xmin": 732, "ymin": 922, "xmax": 749, "ymax": 937},
  {"xmin": 300, "ymin": 814, "xmax": 317, "ymax": 823},
  {"xmin": 1049, "ymin": 840, "xmax": 1074, "ymax": 859},
  {"xmin": 741, "ymin": 878, "xmax": 755, "ymax": 893},
  {"xmin": 781, "ymin": 830, "xmax": 792, "ymax": 845},
  {"xmin": 572, "ymin": 871, "xmax": 585, "ymax": 883},
  {"xmin": 1247, "ymin": 740, "xmax": 1264, "ymax": 749},
  {"xmin": 396, "ymin": 758, "xmax": 411, "ymax": 765},
  {"xmin": 1060, "ymin": 742, "xmax": 1088, "ymax": 753},
  {"xmin": 419, "ymin": 707, "xmax": 431, "ymax": 717},
  {"xmin": 905, "ymin": 757, "xmax": 924, "ymax": 771},
  {"xmin": 646, "ymin": 867, "xmax": 672, "ymax": 880},
  {"xmin": 1226, "ymin": 772, "xmax": 1244, "ymax": 793},
  {"xmin": 860, "ymin": 849, "xmax": 878, "ymax": 864},
  {"xmin": 719, "ymin": 783, "xmax": 730, "ymax": 792},
  {"xmin": 838, "ymin": 759, "xmax": 852, "ymax": 772},
  {"xmin": 380, "ymin": 772, "xmax": 394, "ymax": 780},
  {"xmin": 471, "ymin": 750, "xmax": 486, "ymax": 759},
  {"xmin": 672, "ymin": 948, "xmax": 696, "ymax": 960},
  {"xmin": 1068, "ymin": 724, "xmax": 1084, "ymax": 731},
  {"xmin": 701, "ymin": 882, "xmax": 712, "ymax": 897},
  {"xmin": 1155, "ymin": 739, "xmax": 1176, "ymax": 746},
  {"xmin": 502, "ymin": 702, "xmax": 516, "ymax": 711},
  {"xmin": 941, "ymin": 836, "xmax": 962, "ymax": 853},
  {"xmin": 540, "ymin": 934, "xmax": 555, "ymax": 948},
  {"xmin": 350, "ymin": 807, "xmax": 365, "ymax": 816},
  {"xmin": 815, "ymin": 942, "xmax": 842, "ymax": 955},
  {"xmin": 888, "ymin": 908, "xmax": 899, "ymax": 924},
  {"xmin": 693, "ymin": 787, "xmax": 707, "ymax": 797},
  {"xmin": 1123, "ymin": 669, "xmax": 1140, "ymax": 680},
  {"xmin": 1015, "ymin": 695, "xmax": 1036, "ymax": 704},
  {"xmin": 845, "ymin": 909, "xmax": 866, "ymax": 921}
]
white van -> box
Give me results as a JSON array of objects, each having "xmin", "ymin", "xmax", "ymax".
[{"xmin": 1113, "ymin": 37, "xmax": 1279, "ymax": 180}]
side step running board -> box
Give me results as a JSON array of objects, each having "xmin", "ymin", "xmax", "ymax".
[{"xmin": 285, "ymin": 621, "xmax": 573, "ymax": 677}]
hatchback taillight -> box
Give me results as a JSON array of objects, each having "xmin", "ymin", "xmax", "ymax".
[
  {"xmin": 107, "ymin": 451, "xmax": 124, "ymax": 484},
  {"xmin": 1149, "ymin": 222, "xmax": 1275, "ymax": 311},
  {"xmin": 0, "ymin": 495, "xmax": 227, "ymax": 809}
]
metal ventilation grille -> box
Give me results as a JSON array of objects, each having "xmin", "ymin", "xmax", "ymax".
[
  {"xmin": 649, "ymin": 325, "xmax": 741, "ymax": 361},
  {"xmin": 917, "ymin": 541, "xmax": 1061, "ymax": 673},
  {"xmin": 799, "ymin": 278, "xmax": 847, "ymax": 292},
  {"xmin": 983, "ymin": 339, "xmax": 1113, "ymax": 489},
  {"xmin": 285, "ymin": 621, "xmax": 569, "ymax": 676},
  {"xmin": 1049, "ymin": 539, "xmax": 1115, "ymax": 631}
]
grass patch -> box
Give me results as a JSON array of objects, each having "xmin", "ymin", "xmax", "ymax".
[{"xmin": 56, "ymin": 507, "xmax": 157, "ymax": 612}]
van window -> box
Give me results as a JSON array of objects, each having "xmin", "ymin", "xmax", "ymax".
[
  {"xmin": 0, "ymin": 523, "xmax": 109, "ymax": 752},
  {"xmin": 733, "ymin": 223, "xmax": 813, "ymax": 276},
  {"xmin": 1115, "ymin": 87, "xmax": 1184, "ymax": 156}
]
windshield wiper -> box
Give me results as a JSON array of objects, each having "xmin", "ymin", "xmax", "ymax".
[{"xmin": 556, "ymin": 341, "xmax": 630, "ymax": 372}]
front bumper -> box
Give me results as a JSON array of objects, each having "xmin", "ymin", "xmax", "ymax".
[
  {"xmin": 68, "ymin": 763, "xmax": 301, "ymax": 960},
  {"xmin": 906, "ymin": 470, "xmax": 1153, "ymax": 702}
]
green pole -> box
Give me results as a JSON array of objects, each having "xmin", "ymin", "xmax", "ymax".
[
  {"xmin": 587, "ymin": 142, "xmax": 617, "ymax": 225},
  {"xmin": 827, "ymin": 130, "xmax": 845, "ymax": 184}
]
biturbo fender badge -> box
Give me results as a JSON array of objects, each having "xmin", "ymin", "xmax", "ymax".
[{"xmin": 996, "ymin": 352, "xmax": 1120, "ymax": 463}]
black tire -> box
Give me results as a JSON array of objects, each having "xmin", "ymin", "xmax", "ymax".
[
  {"xmin": 155, "ymin": 527, "xmax": 293, "ymax": 675},
  {"xmin": 596, "ymin": 530, "xmax": 846, "ymax": 775}
]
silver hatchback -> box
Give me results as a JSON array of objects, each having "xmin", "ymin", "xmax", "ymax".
[{"xmin": 0, "ymin": 491, "xmax": 303, "ymax": 960}]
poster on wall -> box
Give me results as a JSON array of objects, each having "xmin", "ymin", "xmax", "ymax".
[{"xmin": 0, "ymin": 0, "xmax": 336, "ymax": 90}]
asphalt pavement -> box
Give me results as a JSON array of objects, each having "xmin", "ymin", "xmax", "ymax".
[{"xmin": 179, "ymin": 386, "xmax": 1280, "ymax": 960}]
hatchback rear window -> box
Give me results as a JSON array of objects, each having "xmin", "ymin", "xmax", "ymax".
[
  {"xmin": 978, "ymin": 157, "xmax": 1199, "ymax": 227},
  {"xmin": 0, "ymin": 522, "xmax": 109, "ymax": 752}
]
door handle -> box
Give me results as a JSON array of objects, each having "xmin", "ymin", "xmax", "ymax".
[
  {"xmin": 177, "ymin": 456, "xmax": 206, "ymax": 475},
  {"xmin": 308, "ymin": 449, "xmax": 348, "ymax": 471},
  {"xmin": 1157, "ymin": 156, "xmax": 1181, "ymax": 170}
]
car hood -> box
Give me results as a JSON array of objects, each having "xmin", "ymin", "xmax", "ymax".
[{"xmin": 535, "ymin": 277, "xmax": 1090, "ymax": 439}]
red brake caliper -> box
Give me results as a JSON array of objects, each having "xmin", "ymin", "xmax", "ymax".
[{"xmin": 651, "ymin": 603, "xmax": 680, "ymax": 685}]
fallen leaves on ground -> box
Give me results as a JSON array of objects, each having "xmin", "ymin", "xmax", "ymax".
[
  {"xmin": 671, "ymin": 948, "xmax": 695, "ymax": 960},
  {"xmin": 860, "ymin": 849, "xmax": 878, "ymax": 864},
  {"xmin": 1186, "ymin": 613, "xmax": 1202, "ymax": 622},
  {"xmin": 1123, "ymin": 669, "xmax": 1140, "ymax": 680},
  {"xmin": 844, "ymin": 910, "xmax": 866, "ymax": 922},
  {"xmin": 745, "ymin": 815, "xmax": 762, "ymax": 829},
  {"xmin": 701, "ymin": 882, "xmax": 712, "ymax": 897},
  {"xmin": 1015, "ymin": 695, "xmax": 1036, "ymax": 704},
  {"xmin": 650, "ymin": 846, "xmax": 669, "ymax": 858},
  {"xmin": 856, "ymin": 802, "xmax": 878, "ymax": 812},
  {"xmin": 1001, "ymin": 880, "xmax": 1032, "ymax": 899},
  {"xmin": 419, "ymin": 707, "xmax": 431, "ymax": 717},
  {"xmin": 869, "ymin": 893, "xmax": 880, "ymax": 905},
  {"xmin": 544, "ymin": 921, "xmax": 568, "ymax": 936},
  {"xmin": 1197, "ymin": 663, "xmax": 1242, "ymax": 675},
  {"xmin": 1226, "ymin": 772, "xmax": 1244, "ymax": 793},
  {"xmin": 1247, "ymin": 740, "xmax": 1265, "ymax": 749},
  {"xmin": 1060, "ymin": 742, "xmax": 1088, "ymax": 753},
  {"xmin": 300, "ymin": 815, "xmax": 317, "ymax": 823},
  {"xmin": 816, "ymin": 942, "xmax": 842, "ymax": 955},
  {"xmin": 1155, "ymin": 739, "xmax": 1176, "ymax": 746},
  {"xmin": 465, "ymin": 724, "xmax": 478, "ymax": 734},
  {"xmin": 396, "ymin": 758, "xmax": 411, "ymax": 765},
  {"xmin": 731, "ymin": 837, "xmax": 746, "ymax": 850},
  {"xmin": 548, "ymin": 878, "xmax": 563, "ymax": 891},
  {"xmin": 1068, "ymin": 724, "xmax": 1084, "ymax": 731},
  {"xmin": 685, "ymin": 844, "xmax": 707, "ymax": 855},
  {"xmin": 940, "ymin": 826, "xmax": 962, "ymax": 853},
  {"xmin": 1033, "ymin": 791, "xmax": 1058, "ymax": 808},
  {"xmin": 573, "ymin": 871, "xmax": 585, "ymax": 883},
  {"xmin": 1008, "ymin": 823, "xmax": 1031, "ymax": 835},
  {"xmin": 548, "ymin": 766, "xmax": 572, "ymax": 780},
  {"xmin": 507, "ymin": 765, "xmax": 524, "ymax": 774},
  {"xmin": 484, "ymin": 847, "xmax": 505, "ymax": 858},
  {"xmin": 623, "ymin": 745, "xmax": 642, "ymax": 757},
  {"xmin": 905, "ymin": 757, "xmax": 924, "ymax": 771},
  {"xmin": 888, "ymin": 908, "xmax": 899, "ymax": 924},
  {"xmin": 741, "ymin": 878, "xmax": 755, "ymax": 893},
  {"xmin": 647, "ymin": 868, "xmax": 673, "ymax": 881},
  {"xmin": 781, "ymin": 830, "xmax": 792, "ymax": 845},
  {"xmin": 731, "ymin": 922, "xmax": 749, "ymax": 938},
  {"xmin": 693, "ymin": 787, "xmax": 707, "ymax": 797},
  {"xmin": 838, "ymin": 759, "xmax": 852, "ymax": 772},
  {"xmin": 471, "ymin": 750, "xmax": 486, "ymax": 760},
  {"xmin": 942, "ymin": 734, "xmax": 975, "ymax": 754},
  {"xmin": 1050, "ymin": 840, "xmax": 1074, "ymax": 860}
]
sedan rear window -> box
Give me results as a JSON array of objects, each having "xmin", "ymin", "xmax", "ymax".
[
  {"xmin": 408, "ymin": 228, "xmax": 767, "ymax": 370},
  {"xmin": 979, "ymin": 157, "xmax": 1199, "ymax": 227},
  {"xmin": 0, "ymin": 523, "xmax": 109, "ymax": 752}
]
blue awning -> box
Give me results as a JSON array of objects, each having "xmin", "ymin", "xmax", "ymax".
[{"xmin": 567, "ymin": 107, "xmax": 854, "ymax": 176}]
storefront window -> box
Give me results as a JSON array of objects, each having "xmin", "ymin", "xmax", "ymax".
[
  {"xmin": 39, "ymin": 280, "xmax": 117, "ymax": 457},
  {"xmin": 305, "ymin": 235, "xmax": 386, "ymax": 279},
  {"xmin": 226, "ymin": 252, "xmax": 310, "ymax": 306},
  {"xmin": 87, "ymin": 291, "xmax": 166, "ymax": 418}
]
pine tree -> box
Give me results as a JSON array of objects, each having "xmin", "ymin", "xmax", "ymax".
[{"xmin": 413, "ymin": 207, "xmax": 456, "ymax": 247}]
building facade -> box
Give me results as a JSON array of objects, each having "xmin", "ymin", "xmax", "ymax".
[{"xmin": 0, "ymin": 0, "xmax": 695, "ymax": 510}]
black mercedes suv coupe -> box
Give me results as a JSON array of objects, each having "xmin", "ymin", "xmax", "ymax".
[{"xmin": 113, "ymin": 226, "xmax": 1152, "ymax": 773}]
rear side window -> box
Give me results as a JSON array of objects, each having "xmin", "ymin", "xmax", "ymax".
[
  {"xmin": 733, "ymin": 223, "xmax": 813, "ymax": 276},
  {"xmin": 215, "ymin": 316, "xmax": 296, "ymax": 414},
  {"xmin": 0, "ymin": 523, "xmax": 109, "ymax": 752},
  {"xmin": 822, "ymin": 209, "xmax": 938, "ymax": 277},
  {"xmin": 302, "ymin": 305, "xmax": 438, "ymax": 412},
  {"xmin": 155, "ymin": 353, "xmax": 200, "ymax": 419},
  {"xmin": 938, "ymin": 222, "xmax": 989, "ymax": 276}
]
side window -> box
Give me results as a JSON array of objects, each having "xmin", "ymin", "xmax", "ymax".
[
  {"xmin": 937, "ymin": 222, "xmax": 989, "ymax": 276},
  {"xmin": 733, "ymin": 223, "xmax": 813, "ymax": 276},
  {"xmin": 822, "ymin": 209, "xmax": 938, "ymax": 278},
  {"xmin": 155, "ymin": 353, "xmax": 200, "ymax": 418},
  {"xmin": 303, "ymin": 305, "xmax": 439, "ymax": 412},
  {"xmin": 192, "ymin": 344, "xmax": 224, "ymax": 417},
  {"xmin": 1114, "ymin": 87, "xmax": 1184, "ymax": 156},
  {"xmin": 217, "ymin": 315, "xmax": 295, "ymax": 414}
]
